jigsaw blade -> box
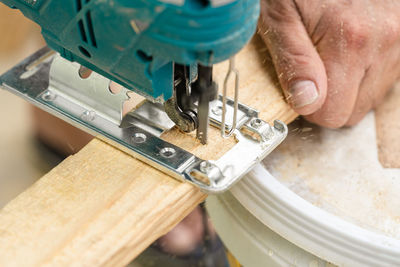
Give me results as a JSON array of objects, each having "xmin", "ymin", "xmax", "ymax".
[
  {"xmin": 197, "ymin": 92, "xmax": 210, "ymax": 144},
  {"xmin": 194, "ymin": 65, "xmax": 217, "ymax": 145}
]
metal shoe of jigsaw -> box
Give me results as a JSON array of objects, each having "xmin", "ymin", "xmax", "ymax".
[{"xmin": 0, "ymin": 0, "xmax": 288, "ymax": 193}]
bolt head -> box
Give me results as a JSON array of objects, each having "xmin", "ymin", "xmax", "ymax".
[{"xmin": 251, "ymin": 118, "xmax": 263, "ymax": 128}]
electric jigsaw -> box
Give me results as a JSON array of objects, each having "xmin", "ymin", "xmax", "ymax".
[{"xmin": 0, "ymin": 0, "xmax": 288, "ymax": 193}]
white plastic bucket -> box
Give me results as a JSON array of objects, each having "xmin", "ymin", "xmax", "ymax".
[{"xmin": 207, "ymin": 113, "xmax": 400, "ymax": 267}]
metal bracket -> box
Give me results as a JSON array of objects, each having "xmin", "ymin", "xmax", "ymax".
[{"xmin": 0, "ymin": 47, "xmax": 288, "ymax": 194}]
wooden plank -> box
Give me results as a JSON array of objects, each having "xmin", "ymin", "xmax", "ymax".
[
  {"xmin": 0, "ymin": 138, "xmax": 206, "ymax": 267},
  {"xmin": 0, "ymin": 35, "xmax": 297, "ymax": 266}
]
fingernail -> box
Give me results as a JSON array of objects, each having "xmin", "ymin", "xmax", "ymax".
[{"xmin": 289, "ymin": 80, "xmax": 319, "ymax": 108}]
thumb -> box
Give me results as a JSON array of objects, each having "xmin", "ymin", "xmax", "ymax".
[{"xmin": 258, "ymin": 0, "xmax": 327, "ymax": 115}]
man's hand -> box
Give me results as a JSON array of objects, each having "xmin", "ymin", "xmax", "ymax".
[{"xmin": 259, "ymin": 0, "xmax": 400, "ymax": 128}]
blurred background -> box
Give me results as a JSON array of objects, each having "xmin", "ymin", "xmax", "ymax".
[
  {"xmin": 0, "ymin": 4, "xmax": 96, "ymax": 207},
  {"xmin": 0, "ymin": 4, "xmax": 60, "ymax": 207}
]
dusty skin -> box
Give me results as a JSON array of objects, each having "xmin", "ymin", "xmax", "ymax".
[{"xmin": 259, "ymin": 0, "xmax": 400, "ymax": 128}]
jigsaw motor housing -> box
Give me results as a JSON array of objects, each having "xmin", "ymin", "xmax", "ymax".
[{"xmin": 1, "ymin": 0, "xmax": 259, "ymax": 102}]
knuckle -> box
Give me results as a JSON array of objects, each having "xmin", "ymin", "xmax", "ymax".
[
  {"xmin": 276, "ymin": 50, "xmax": 316, "ymax": 82},
  {"xmin": 288, "ymin": 49, "xmax": 313, "ymax": 64},
  {"xmin": 261, "ymin": 0, "xmax": 299, "ymax": 24},
  {"xmin": 341, "ymin": 17, "xmax": 370, "ymax": 49},
  {"xmin": 380, "ymin": 15, "xmax": 400, "ymax": 47},
  {"xmin": 279, "ymin": 49, "xmax": 312, "ymax": 67}
]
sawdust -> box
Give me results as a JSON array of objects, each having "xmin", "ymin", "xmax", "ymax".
[{"xmin": 264, "ymin": 112, "xmax": 400, "ymax": 240}]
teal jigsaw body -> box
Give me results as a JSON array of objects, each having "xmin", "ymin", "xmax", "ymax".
[{"xmin": 1, "ymin": 0, "xmax": 259, "ymax": 102}]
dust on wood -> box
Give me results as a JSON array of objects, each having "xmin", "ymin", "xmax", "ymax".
[{"xmin": 163, "ymin": 34, "xmax": 297, "ymax": 161}]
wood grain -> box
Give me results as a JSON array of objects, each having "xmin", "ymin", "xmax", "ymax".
[
  {"xmin": 0, "ymin": 33, "xmax": 297, "ymax": 266},
  {"xmin": 0, "ymin": 138, "xmax": 207, "ymax": 266}
]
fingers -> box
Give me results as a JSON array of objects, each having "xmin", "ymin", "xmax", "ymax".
[
  {"xmin": 294, "ymin": 6, "xmax": 372, "ymax": 128},
  {"xmin": 258, "ymin": 0, "xmax": 327, "ymax": 115},
  {"xmin": 319, "ymin": 10, "xmax": 400, "ymax": 127},
  {"xmin": 305, "ymin": 58, "xmax": 365, "ymax": 128},
  {"xmin": 347, "ymin": 49, "xmax": 400, "ymax": 125},
  {"xmin": 260, "ymin": 0, "xmax": 400, "ymax": 128}
]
